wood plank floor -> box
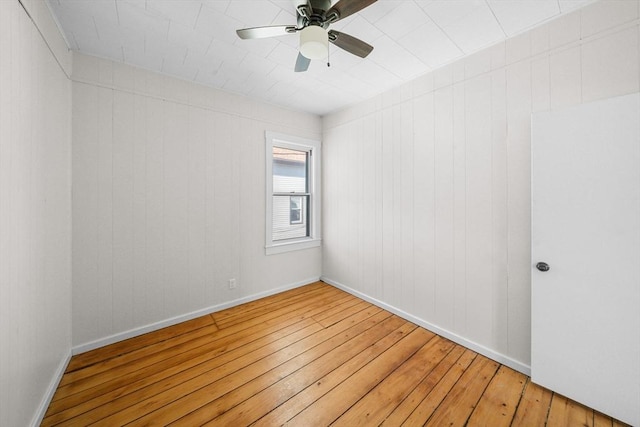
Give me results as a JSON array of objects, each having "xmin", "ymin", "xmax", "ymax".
[{"xmin": 43, "ymin": 282, "xmax": 629, "ymax": 426}]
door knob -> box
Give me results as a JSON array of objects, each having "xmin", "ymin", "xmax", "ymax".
[{"xmin": 536, "ymin": 262, "xmax": 550, "ymax": 272}]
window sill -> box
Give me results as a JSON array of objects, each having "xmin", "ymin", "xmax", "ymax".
[{"xmin": 265, "ymin": 238, "xmax": 321, "ymax": 255}]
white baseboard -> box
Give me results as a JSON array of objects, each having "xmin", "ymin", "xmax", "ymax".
[
  {"xmin": 31, "ymin": 349, "xmax": 72, "ymax": 427},
  {"xmin": 72, "ymin": 276, "xmax": 321, "ymax": 355},
  {"xmin": 321, "ymin": 276, "xmax": 531, "ymax": 376}
]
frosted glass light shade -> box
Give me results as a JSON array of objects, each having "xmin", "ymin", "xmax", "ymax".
[{"xmin": 299, "ymin": 26, "xmax": 328, "ymax": 60}]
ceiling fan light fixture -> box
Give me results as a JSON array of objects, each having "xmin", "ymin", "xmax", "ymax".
[{"xmin": 299, "ymin": 25, "xmax": 328, "ymax": 60}]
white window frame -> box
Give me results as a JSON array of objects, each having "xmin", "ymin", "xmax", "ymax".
[{"xmin": 265, "ymin": 131, "xmax": 321, "ymax": 255}]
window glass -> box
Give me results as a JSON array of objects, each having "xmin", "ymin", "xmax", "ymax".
[
  {"xmin": 272, "ymin": 147, "xmax": 307, "ymax": 193},
  {"xmin": 272, "ymin": 146, "xmax": 308, "ymax": 241},
  {"xmin": 290, "ymin": 196, "xmax": 302, "ymax": 224}
]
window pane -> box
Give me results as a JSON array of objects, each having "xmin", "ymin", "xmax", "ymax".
[
  {"xmin": 290, "ymin": 196, "xmax": 302, "ymax": 224},
  {"xmin": 273, "ymin": 146, "xmax": 307, "ymax": 193},
  {"xmin": 273, "ymin": 195, "xmax": 308, "ymax": 241}
]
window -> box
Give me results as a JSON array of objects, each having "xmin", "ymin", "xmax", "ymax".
[{"xmin": 266, "ymin": 132, "xmax": 321, "ymax": 255}]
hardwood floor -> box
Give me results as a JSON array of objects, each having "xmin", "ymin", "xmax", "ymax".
[{"xmin": 43, "ymin": 282, "xmax": 628, "ymax": 426}]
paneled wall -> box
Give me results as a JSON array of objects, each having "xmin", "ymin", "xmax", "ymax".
[
  {"xmin": 322, "ymin": 0, "xmax": 640, "ymax": 372},
  {"xmin": 0, "ymin": 1, "xmax": 72, "ymax": 425},
  {"xmin": 71, "ymin": 54, "xmax": 322, "ymax": 349}
]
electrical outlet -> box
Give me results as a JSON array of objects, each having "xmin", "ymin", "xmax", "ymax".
[{"xmin": 228, "ymin": 278, "xmax": 237, "ymax": 289}]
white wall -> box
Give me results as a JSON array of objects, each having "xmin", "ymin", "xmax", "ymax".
[
  {"xmin": 322, "ymin": 0, "xmax": 640, "ymax": 373},
  {"xmin": 71, "ymin": 54, "xmax": 322, "ymax": 349},
  {"xmin": 0, "ymin": 1, "xmax": 72, "ymax": 426}
]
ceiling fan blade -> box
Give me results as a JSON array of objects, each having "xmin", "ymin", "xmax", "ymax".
[
  {"xmin": 328, "ymin": 30, "xmax": 373, "ymax": 58},
  {"xmin": 294, "ymin": 52, "xmax": 311, "ymax": 72},
  {"xmin": 236, "ymin": 25, "xmax": 297, "ymax": 40},
  {"xmin": 325, "ymin": 0, "xmax": 377, "ymax": 22}
]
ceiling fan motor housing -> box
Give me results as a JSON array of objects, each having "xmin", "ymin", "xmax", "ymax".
[{"xmin": 297, "ymin": 0, "xmax": 333, "ymax": 29}]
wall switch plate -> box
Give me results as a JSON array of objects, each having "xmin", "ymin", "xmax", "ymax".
[{"xmin": 228, "ymin": 278, "xmax": 237, "ymax": 289}]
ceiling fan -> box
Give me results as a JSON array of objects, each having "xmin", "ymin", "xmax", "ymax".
[{"xmin": 236, "ymin": 0, "xmax": 377, "ymax": 72}]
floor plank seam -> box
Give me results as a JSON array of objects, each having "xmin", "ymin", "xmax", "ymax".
[
  {"xmin": 545, "ymin": 391, "xmax": 556, "ymax": 426},
  {"xmin": 326, "ymin": 330, "xmax": 439, "ymax": 425},
  {"xmin": 463, "ymin": 363, "xmax": 501, "ymax": 426},
  {"xmin": 422, "ymin": 352, "xmax": 480, "ymax": 426},
  {"xmin": 397, "ymin": 344, "xmax": 467, "ymax": 426},
  {"xmin": 331, "ymin": 335, "xmax": 454, "ymax": 425},
  {"xmin": 252, "ymin": 322, "xmax": 418, "ymax": 426},
  {"xmin": 117, "ymin": 307, "xmax": 381, "ymax": 423},
  {"xmin": 509, "ymin": 378, "xmax": 531, "ymax": 427},
  {"xmin": 381, "ymin": 340, "xmax": 459, "ymax": 426},
  {"xmin": 45, "ymin": 317, "xmax": 324, "ymax": 423},
  {"xmin": 278, "ymin": 321, "xmax": 419, "ymax": 425},
  {"xmin": 188, "ymin": 314, "xmax": 399, "ymax": 424}
]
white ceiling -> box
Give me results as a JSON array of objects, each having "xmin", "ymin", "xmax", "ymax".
[{"xmin": 47, "ymin": 0, "xmax": 593, "ymax": 115}]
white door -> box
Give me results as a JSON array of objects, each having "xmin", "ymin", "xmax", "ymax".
[{"xmin": 531, "ymin": 93, "xmax": 640, "ymax": 426}]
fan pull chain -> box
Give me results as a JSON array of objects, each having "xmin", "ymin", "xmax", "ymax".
[{"xmin": 327, "ymin": 44, "xmax": 330, "ymax": 68}]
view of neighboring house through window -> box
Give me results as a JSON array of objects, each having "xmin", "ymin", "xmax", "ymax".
[
  {"xmin": 265, "ymin": 132, "xmax": 321, "ymax": 255},
  {"xmin": 272, "ymin": 146, "xmax": 308, "ymax": 240},
  {"xmin": 290, "ymin": 195, "xmax": 303, "ymax": 225}
]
